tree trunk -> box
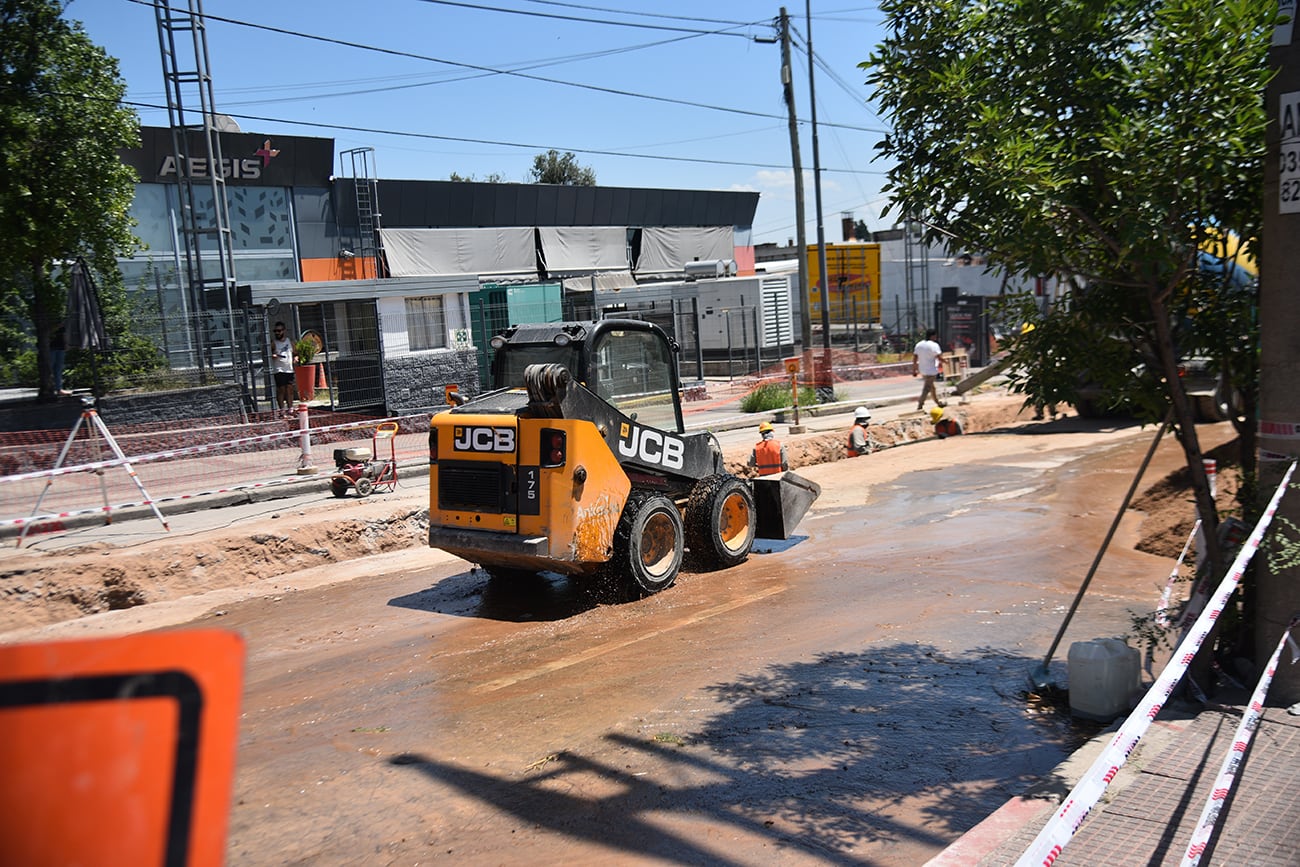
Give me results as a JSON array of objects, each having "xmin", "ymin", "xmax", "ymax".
[
  {"xmin": 1149, "ymin": 288, "xmax": 1224, "ymax": 698},
  {"xmin": 1149, "ymin": 293, "xmax": 1222, "ymax": 573}
]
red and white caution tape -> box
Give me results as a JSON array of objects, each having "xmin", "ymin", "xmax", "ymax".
[
  {"xmin": 1156, "ymin": 518, "xmax": 1200, "ymax": 629},
  {"xmin": 1179, "ymin": 618, "xmax": 1299, "ymax": 866},
  {"xmin": 0, "ymin": 415, "xmax": 415, "ymax": 484},
  {"xmin": 1015, "ymin": 460, "xmax": 1297, "ymax": 867}
]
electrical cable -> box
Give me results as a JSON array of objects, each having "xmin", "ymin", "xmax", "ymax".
[
  {"xmin": 123, "ymin": 0, "xmax": 885, "ymax": 134},
  {"xmin": 120, "ymin": 98, "xmax": 885, "ymax": 175}
]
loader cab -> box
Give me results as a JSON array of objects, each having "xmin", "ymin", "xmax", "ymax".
[{"xmin": 489, "ymin": 319, "xmax": 684, "ymax": 433}]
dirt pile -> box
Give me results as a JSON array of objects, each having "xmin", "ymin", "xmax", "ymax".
[
  {"xmin": 726, "ymin": 399, "xmax": 1030, "ymax": 476},
  {"xmin": 0, "ymin": 510, "xmax": 429, "ymax": 633},
  {"xmin": 1129, "ymin": 440, "xmax": 1245, "ymax": 560}
]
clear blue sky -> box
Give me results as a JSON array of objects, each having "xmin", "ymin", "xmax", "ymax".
[{"xmin": 65, "ymin": 0, "xmax": 893, "ymax": 246}]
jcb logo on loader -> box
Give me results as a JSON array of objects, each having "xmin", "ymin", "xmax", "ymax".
[
  {"xmin": 617, "ymin": 422, "xmax": 684, "ymax": 470},
  {"xmin": 452, "ymin": 426, "xmax": 516, "ymax": 453}
]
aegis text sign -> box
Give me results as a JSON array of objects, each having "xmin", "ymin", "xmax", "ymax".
[{"xmin": 121, "ymin": 126, "xmax": 335, "ymax": 188}]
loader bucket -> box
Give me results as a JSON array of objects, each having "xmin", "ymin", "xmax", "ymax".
[{"xmin": 752, "ymin": 471, "xmax": 821, "ymax": 540}]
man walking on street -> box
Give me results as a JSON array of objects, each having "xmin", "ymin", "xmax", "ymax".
[
  {"xmin": 749, "ymin": 421, "xmax": 788, "ymax": 475},
  {"xmin": 912, "ymin": 329, "xmax": 946, "ymax": 412}
]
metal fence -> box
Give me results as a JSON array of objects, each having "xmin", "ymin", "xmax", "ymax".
[{"xmin": 7, "ymin": 289, "xmax": 791, "ymax": 410}]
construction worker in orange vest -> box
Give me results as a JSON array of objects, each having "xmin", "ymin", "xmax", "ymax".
[
  {"xmin": 846, "ymin": 406, "xmax": 872, "ymax": 457},
  {"xmin": 749, "ymin": 421, "xmax": 788, "ymax": 475},
  {"xmin": 931, "ymin": 406, "xmax": 963, "ymax": 438}
]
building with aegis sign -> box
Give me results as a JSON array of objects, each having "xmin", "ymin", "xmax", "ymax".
[{"xmin": 115, "ymin": 127, "xmax": 759, "ymax": 416}]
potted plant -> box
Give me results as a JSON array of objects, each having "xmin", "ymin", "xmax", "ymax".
[{"xmin": 292, "ymin": 336, "xmax": 318, "ymax": 402}]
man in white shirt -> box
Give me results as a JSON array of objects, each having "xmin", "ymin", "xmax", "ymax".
[
  {"xmin": 270, "ymin": 321, "xmax": 295, "ymax": 413},
  {"xmin": 911, "ymin": 329, "xmax": 946, "ymax": 412}
]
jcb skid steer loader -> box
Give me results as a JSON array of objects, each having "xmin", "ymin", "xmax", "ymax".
[{"xmin": 427, "ymin": 319, "xmax": 820, "ymax": 599}]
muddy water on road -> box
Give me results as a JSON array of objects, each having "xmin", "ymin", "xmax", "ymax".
[{"xmin": 220, "ymin": 429, "xmax": 1183, "ymax": 865}]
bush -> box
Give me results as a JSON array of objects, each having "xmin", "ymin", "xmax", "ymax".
[{"xmin": 740, "ymin": 382, "xmax": 824, "ymax": 413}]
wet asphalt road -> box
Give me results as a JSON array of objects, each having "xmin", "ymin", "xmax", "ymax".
[{"xmin": 208, "ymin": 422, "xmax": 1185, "ymax": 866}]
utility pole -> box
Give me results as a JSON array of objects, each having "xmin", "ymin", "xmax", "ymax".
[
  {"xmin": 1257, "ymin": 9, "xmax": 1300, "ymax": 705},
  {"xmin": 806, "ymin": 0, "xmax": 831, "ymax": 354},
  {"xmin": 779, "ymin": 8, "xmax": 812, "ymax": 351}
]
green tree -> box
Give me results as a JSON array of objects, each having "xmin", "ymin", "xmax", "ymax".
[
  {"xmin": 530, "ymin": 149, "xmax": 596, "ymax": 186},
  {"xmin": 449, "ymin": 171, "xmax": 505, "ymax": 183},
  {"xmin": 0, "ymin": 0, "xmax": 140, "ymax": 400},
  {"xmin": 867, "ymin": 0, "xmax": 1274, "ymax": 583}
]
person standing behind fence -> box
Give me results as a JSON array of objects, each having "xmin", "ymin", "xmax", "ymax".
[
  {"xmin": 270, "ymin": 321, "xmax": 294, "ymax": 415},
  {"xmin": 912, "ymin": 329, "xmax": 946, "ymax": 412},
  {"xmin": 749, "ymin": 421, "xmax": 788, "ymax": 475},
  {"xmin": 51, "ymin": 323, "xmax": 69, "ymax": 395}
]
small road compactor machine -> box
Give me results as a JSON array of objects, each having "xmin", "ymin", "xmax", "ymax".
[{"xmin": 427, "ymin": 319, "xmax": 819, "ymax": 599}]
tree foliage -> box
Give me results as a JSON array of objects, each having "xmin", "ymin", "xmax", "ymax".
[
  {"xmin": 867, "ymin": 0, "xmax": 1274, "ymax": 580},
  {"xmin": 530, "ymin": 149, "xmax": 596, "ymax": 186},
  {"xmin": 449, "ymin": 171, "xmax": 505, "ymax": 183},
  {"xmin": 0, "ymin": 0, "xmax": 140, "ymax": 399}
]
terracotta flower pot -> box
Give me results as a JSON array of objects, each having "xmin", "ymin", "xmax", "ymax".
[{"xmin": 294, "ymin": 365, "xmax": 317, "ymax": 402}]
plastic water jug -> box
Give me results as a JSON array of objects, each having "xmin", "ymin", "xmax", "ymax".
[{"xmin": 1068, "ymin": 638, "xmax": 1140, "ymax": 722}]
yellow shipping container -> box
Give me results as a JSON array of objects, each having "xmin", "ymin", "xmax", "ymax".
[{"xmin": 806, "ymin": 242, "xmax": 882, "ymax": 324}]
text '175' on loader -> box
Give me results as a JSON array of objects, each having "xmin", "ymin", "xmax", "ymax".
[{"xmin": 427, "ymin": 319, "xmax": 820, "ymax": 599}]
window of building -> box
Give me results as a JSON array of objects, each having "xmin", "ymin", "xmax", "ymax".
[{"xmin": 406, "ymin": 296, "xmax": 447, "ymax": 351}]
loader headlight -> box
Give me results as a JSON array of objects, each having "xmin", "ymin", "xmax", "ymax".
[{"xmin": 553, "ymin": 333, "xmax": 571, "ymax": 346}]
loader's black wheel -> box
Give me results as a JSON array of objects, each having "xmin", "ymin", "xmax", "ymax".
[
  {"xmin": 606, "ymin": 492, "xmax": 683, "ymax": 598},
  {"xmin": 355, "ymin": 477, "xmax": 374, "ymax": 497},
  {"xmin": 685, "ymin": 474, "xmax": 755, "ymax": 571},
  {"xmin": 330, "ymin": 477, "xmax": 350, "ymax": 498}
]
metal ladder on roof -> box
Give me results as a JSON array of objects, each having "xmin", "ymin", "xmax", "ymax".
[{"xmin": 341, "ymin": 147, "xmax": 384, "ymax": 279}]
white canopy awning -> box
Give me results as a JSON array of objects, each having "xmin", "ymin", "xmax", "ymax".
[
  {"xmin": 538, "ymin": 226, "xmax": 628, "ymax": 274},
  {"xmin": 380, "ymin": 227, "xmax": 537, "ymax": 277},
  {"xmin": 636, "ymin": 226, "xmax": 735, "ymax": 275},
  {"xmin": 561, "ymin": 269, "xmax": 638, "ymax": 293}
]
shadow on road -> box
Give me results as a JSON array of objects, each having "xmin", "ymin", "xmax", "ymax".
[
  {"xmin": 389, "ymin": 537, "xmax": 816, "ymax": 622},
  {"xmin": 388, "ymin": 568, "xmax": 602, "ymax": 622},
  {"xmin": 990, "ymin": 415, "xmax": 1145, "ymax": 436},
  {"xmin": 386, "ymin": 642, "xmax": 1102, "ymax": 863}
]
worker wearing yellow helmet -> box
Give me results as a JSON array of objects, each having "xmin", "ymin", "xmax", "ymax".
[
  {"xmin": 749, "ymin": 420, "xmax": 788, "ymax": 475},
  {"xmin": 931, "ymin": 406, "xmax": 963, "ymax": 438}
]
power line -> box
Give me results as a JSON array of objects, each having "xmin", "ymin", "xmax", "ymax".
[
  {"xmin": 122, "ymin": 99, "xmax": 886, "ymax": 176},
  {"xmin": 413, "ymin": 0, "xmax": 756, "ymax": 36},
  {"xmin": 151, "ymin": 33, "xmax": 711, "ymax": 108},
  {"xmin": 122, "ymin": 0, "xmax": 885, "ymax": 134}
]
